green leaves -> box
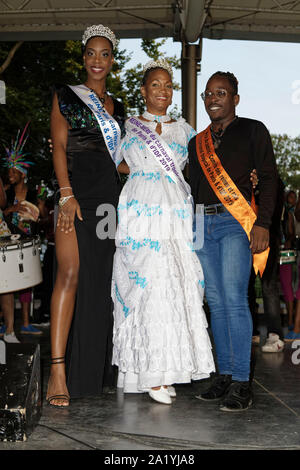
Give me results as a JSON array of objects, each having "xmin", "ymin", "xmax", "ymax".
[
  {"xmin": 271, "ymin": 134, "xmax": 300, "ymax": 190},
  {"xmin": 0, "ymin": 38, "xmax": 181, "ymax": 188}
]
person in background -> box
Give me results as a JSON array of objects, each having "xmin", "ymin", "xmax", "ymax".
[
  {"xmin": 260, "ymin": 178, "xmax": 285, "ymax": 352},
  {"xmin": 284, "ymin": 193, "xmax": 300, "ymax": 341},
  {"xmin": 0, "ymin": 176, "xmax": 20, "ymax": 343},
  {"xmin": 279, "ymin": 190, "xmax": 296, "ymax": 331},
  {"xmin": 34, "ymin": 182, "xmax": 55, "ymax": 325},
  {"xmin": 3, "ymin": 123, "xmax": 42, "ymax": 336}
]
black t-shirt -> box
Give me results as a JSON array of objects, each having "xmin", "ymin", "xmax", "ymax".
[{"xmin": 188, "ymin": 117, "xmax": 278, "ymax": 229}]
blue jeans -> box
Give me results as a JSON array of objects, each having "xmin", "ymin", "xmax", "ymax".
[{"xmin": 195, "ymin": 206, "xmax": 253, "ymax": 382}]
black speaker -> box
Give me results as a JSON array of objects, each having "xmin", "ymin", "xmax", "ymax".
[{"xmin": 0, "ymin": 342, "xmax": 41, "ymax": 442}]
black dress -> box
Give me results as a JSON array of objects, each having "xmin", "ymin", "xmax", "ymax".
[{"xmin": 54, "ymin": 84, "xmax": 125, "ymax": 398}]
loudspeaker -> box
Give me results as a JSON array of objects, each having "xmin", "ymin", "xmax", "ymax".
[{"xmin": 0, "ymin": 342, "xmax": 41, "ymax": 442}]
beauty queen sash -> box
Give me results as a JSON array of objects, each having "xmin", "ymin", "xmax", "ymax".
[
  {"xmin": 127, "ymin": 117, "xmax": 193, "ymax": 204},
  {"xmin": 195, "ymin": 125, "xmax": 269, "ymax": 276},
  {"xmin": 68, "ymin": 84, "xmax": 121, "ymax": 167}
]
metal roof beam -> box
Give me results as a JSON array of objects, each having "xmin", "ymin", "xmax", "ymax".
[
  {"xmin": 0, "ymin": 4, "xmax": 173, "ymax": 15},
  {"xmin": 209, "ymin": 4, "xmax": 300, "ymax": 15}
]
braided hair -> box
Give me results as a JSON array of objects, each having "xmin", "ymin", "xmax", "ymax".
[{"xmin": 208, "ymin": 71, "xmax": 239, "ymax": 95}]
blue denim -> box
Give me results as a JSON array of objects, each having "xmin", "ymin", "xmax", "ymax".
[{"xmin": 195, "ymin": 206, "xmax": 253, "ymax": 382}]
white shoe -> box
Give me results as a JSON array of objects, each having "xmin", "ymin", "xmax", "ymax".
[
  {"xmin": 149, "ymin": 387, "xmax": 172, "ymax": 405},
  {"xmin": 4, "ymin": 332, "xmax": 20, "ymax": 343},
  {"xmin": 261, "ymin": 333, "xmax": 284, "ymax": 353},
  {"xmin": 167, "ymin": 386, "xmax": 176, "ymax": 397}
]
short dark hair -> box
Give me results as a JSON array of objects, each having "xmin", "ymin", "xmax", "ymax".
[
  {"xmin": 207, "ymin": 71, "xmax": 239, "ymax": 95},
  {"xmin": 141, "ymin": 67, "xmax": 172, "ymax": 86}
]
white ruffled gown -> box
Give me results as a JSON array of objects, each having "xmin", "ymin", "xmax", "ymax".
[{"xmin": 112, "ymin": 117, "xmax": 215, "ymax": 392}]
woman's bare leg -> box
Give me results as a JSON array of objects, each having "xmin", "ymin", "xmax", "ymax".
[
  {"xmin": 46, "ymin": 227, "xmax": 79, "ymax": 406},
  {"xmin": 294, "ymin": 300, "xmax": 300, "ymax": 333},
  {"xmin": 0, "ymin": 293, "xmax": 14, "ymax": 334}
]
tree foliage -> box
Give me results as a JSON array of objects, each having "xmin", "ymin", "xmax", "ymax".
[
  {"xmin": 0, "ymin": 38, "xmax": 180, "ymax": 189},
  {"xmin": 2, "ymin": 39, "xmax": 298, "ymax": 193},
  {"xmin": 271, "ymin": 134, "xmax": 300, "ymax": 190}
]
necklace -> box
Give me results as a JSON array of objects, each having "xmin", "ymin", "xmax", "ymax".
[
  {"xmin": 85, "ymin": 85, "xmax": 107, "ymax": 105},
  {"xmin": 142, "ymin": 110, "xmax": 171, "ymax": 123},
  {"xmin": 211, "ymin": 116, "xmax": 238, "ymax": 149}
]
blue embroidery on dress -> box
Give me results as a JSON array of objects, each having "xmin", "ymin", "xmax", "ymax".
[
  {"xmin": 128, "ymin": 271, "xmax": 147, "ymax": 289},
  {"xmin": 188, "ymin": 128, "xmax": 197, "ymax": 141},
  {"xmin": 122, "ymin": 136, "xmax": 146, "ymax": 151},
  {"xmin": 120, "ymin": 236, "xmax": 161, "ymax": 252},
  {"xmin": 115, "ymin": 284, "xmax": 129, "ymax": 318},
  {"xmin": 173, "ymin": 208, "xmax": 190, "ymax": 219},
  {"xmin": 165, "ymin": 175, "xmax": 175, "ymax": 184},
  {"xmin": 169, "ymin": 141, "xmax": 188, "ymax": 159},
  {"xmin": 198, "ymin": 280, "xmax": 205, "ymax": 288},
  {"xmin": 118, "ymin": 200, "xmax": 162, "ymax": 217},
  {"xmin": 130, "ymin": 171, "xmax": 161, "ymax": 182}
]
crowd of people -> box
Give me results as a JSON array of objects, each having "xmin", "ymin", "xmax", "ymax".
[
  {"xmin": 1, "ymin": 24, "xmax": 299, "ymax": 413},
  {"xmin": 0, "ymin": 136, "xmax": 55, "ymax": 343}
]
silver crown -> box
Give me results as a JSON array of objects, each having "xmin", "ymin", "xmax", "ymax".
[
  {"xmin": 82, "ymin": 24, "xmax": 117, "ymax": 49},
  {"xmin": 142, "ymin": 59, "xmax": 173, "ymax": 79}
]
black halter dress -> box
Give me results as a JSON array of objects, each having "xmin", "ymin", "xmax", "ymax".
[{"xmin": 54, "ymin": 84, "xmax": 125, "ymax": 398}]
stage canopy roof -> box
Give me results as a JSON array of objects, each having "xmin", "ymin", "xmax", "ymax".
[{"xmin": 0, "ymin": 0, "xmax": 300, "ymax": 43}]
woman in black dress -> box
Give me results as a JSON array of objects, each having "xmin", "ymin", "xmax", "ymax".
[{"xmin": 46, "ymin": 25, "xmax": 125, "ymax": 406}]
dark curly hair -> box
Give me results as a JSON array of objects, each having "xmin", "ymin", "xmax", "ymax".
[{"xmin": 207, "ymin": 71, "xmax": 239, "ymax": 95}]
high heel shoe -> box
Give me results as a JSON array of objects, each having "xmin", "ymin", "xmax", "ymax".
[
  {"xmin": 167, "ymin": 385, "xmax": 176, "ymax": 398},
  {"xmin": 149, "ymin": 387, "xmax": 172, "ymax": 405},
  {"xmin": 46, "ymin": 356, "xmax": 70, "ymax": 408}
]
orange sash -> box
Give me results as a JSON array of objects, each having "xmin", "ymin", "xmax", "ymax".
[{"xmin": 195, "ymin": 125, "xmax": 269, "ymax": 276}]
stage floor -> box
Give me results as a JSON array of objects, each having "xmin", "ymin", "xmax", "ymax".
[{"xmin": 0, "ymin": 320, "xmax": 300, "ymax": 451}]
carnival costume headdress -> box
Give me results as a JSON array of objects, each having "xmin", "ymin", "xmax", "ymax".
[
  {"xmin": 142, "ymin": 59, "xmax": 173, "ymax": 79},
  {"xmin": 82, "ymin": 24, "xmax": 117, "ymax": 49},
  {"xmin": 3, "ymin": 122, "xmax": 33, "ymax": 176}
]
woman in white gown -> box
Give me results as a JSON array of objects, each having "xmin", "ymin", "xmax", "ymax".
[{"xmin": 112, "ymin": 59, "xmax": 215, "ymax": 404}]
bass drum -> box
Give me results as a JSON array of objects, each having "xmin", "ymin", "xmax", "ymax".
[{"xmin": 0, "ymin": 235, "xmax": 43, "ymax": 294}]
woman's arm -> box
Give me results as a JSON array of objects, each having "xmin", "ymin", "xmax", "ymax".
[
  {"xmin": 51, "ymin": 92, "xmax": 82, "ymax": 233},
  {"xmin": 51, "ymin": 93, "xmax": 72, "ymax": 195}
]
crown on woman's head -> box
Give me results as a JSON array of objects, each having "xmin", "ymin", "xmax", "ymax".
[
  {"xmin": 82, "ymin": 24, "xmax": 117, "ymax": 49},
  {"xmin": 2, "ymin": 122, "xmax": 34, "ymax": 176},
  {"xmin": 142, "ymin": 59, "xmax": 173, "ymax": 79}
]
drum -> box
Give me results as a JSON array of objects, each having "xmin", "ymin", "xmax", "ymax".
[
  {"xmin": 279, "ymin": 249, "xmax": 297, "ymax": 265},
  {"xmin": 0, "ymin": 235, "xmax": 43, "ymax": 294}
]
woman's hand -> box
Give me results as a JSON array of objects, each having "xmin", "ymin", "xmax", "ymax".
[
  {"xmin": 4, "ymin": 202, "xmax": 24, "ymax": 216},
  {"xmin": 117, "ymin": 160, "xmax": 130, "ymax": 175},
  {"xmin": 57, "ymin": 197, "xmax": 83, "ymax": 234},
  {"xmin": 250, "ymin": 169, "xmax": 258, "ymax": 189}
]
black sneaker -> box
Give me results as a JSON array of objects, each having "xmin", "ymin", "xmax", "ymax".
[
  {"xmin": 220, "ymin": 381, "xmax": 253, "ymax": 412},
  {"xmin": 196, "ymin": 374, "xmax": 232, "ymax": 401}
]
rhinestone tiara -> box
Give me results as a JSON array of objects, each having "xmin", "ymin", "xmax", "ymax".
[
  {"xmin": 142, "ymin": 59, "xmax": 173, "ymax": 79},
  {"xmin": 82, "ymin": 24, "xmax": 117, "ymax": 49}
]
